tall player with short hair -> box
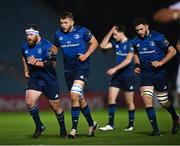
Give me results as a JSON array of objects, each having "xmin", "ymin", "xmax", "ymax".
[
  {"xmin": 53, "ymin": 12, "xmax": 98, "ymax": 138},
  {"xmin": 98, "ymin": 25, "xmax": 136, "ymax": 131},
  {"xmin": 21, "ymin": 24, "xmax": 67, "ymax": 138},
  {"xmin": 133, "ymin": 18, "xmax": 179, "ymax": 136}
]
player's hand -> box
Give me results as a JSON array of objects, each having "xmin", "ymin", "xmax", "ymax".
[
  {"xmin": 24, "ymin": 71, "xmax": 30, "ymax": 78},
  {"xmin": 27, "ymin": 56, "xmax": 37, "ymax": 65},
  {"xmin": 134, "ymin": 67, "xmax": 141, "ymax": 74},
  {"xmin": 50, "ymin": 45, "xmax": 58, "ymax": 55},
  {"xmin": 106, "ymin": 68, "xmax": 117, "ymax": 75},
  {"xmin": 78, "ymin": 54, "xmax": 88, "ymax": 61},
  {"xmin": 151, "ymin": 61, "xmax": 163, "ymax": 68}
]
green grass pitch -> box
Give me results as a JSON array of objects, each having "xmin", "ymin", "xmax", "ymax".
[{"xmin": 0, "ymin": 109, "xmax": 180, "ymax": 145}]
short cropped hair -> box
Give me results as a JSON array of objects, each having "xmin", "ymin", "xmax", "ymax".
[
  {"xmin": 115, "ymin": 24, "xmax": 126, "ymax": 33},
  {"xmin": 133, "ymin": 18, "xmax": 148, "ymax": 26},
  {"xmin": 25, "ymin": 24, "xmax": 39, "ymax": 31},
  {"xmin": 60, "ymin": 11, "xmax": 74, "ymax": 20}
]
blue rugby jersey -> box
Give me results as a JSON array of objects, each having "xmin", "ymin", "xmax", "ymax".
[
  {"xmin": 111, "ymin": 39, "xmax": 134, "ymax": 76},
  {"xmin": 53, "ymin": 25, "xmax": 92, "ymax": 71},
  {"xmin": 132, "ymin": 31, "xmax": 171, "ymax": 77},
  {"xmin": 22, "ymin": 39, "xmax": 57, "ymax": 84}
]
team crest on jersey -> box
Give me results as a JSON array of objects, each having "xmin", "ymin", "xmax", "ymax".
[
  {"xmin": 73, "ymin": 34, "xmax": 80, "ymax": 39},
  {"xmin": 123, "ymin": 45, "xmax": 127, "ymax": 50},
  {"xmin": 59, "ymin": 36, "xmax": 63, "ymax": 41},
  {"xmin": 149, "ymin": 41, "xmax": 155, "ymax": 46}
]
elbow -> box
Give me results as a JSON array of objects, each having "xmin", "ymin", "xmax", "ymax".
[{"xmin": 172, "ymin": 48, "xmax": 177, "ymax": 56}]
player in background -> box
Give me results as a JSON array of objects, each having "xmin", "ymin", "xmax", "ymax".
[
  {"xmin": 133, "ymin": 18, "xmax": 179, "ymax": 136},
  {"xmin": 53, "ymin": 12, "xmax": 98, "ymax": 138},
  {"xmin": 98, "ymin": 25, "xmax": 136, "ymax": 132},
  {"xmin": 21, "ymin": 24, "xmax": 67, "ymax": 138}
]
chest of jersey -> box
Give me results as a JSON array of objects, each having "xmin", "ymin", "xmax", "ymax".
[{"xmin": 24, "ymin": 44, "xmax": 49, "ymax": 61}]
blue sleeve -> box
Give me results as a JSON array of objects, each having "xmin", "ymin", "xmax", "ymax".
[
  {"xmin": 110, "ymin": 40, "xmax": 115, "ymax": 48},
  {"xmin": 128, "ymin": 42, "xmax": 134, "ymax": 53},
  {"xmin": 82, "ymin": 27, "xmax": 93, "ymax": 42},
  {"xmin": 157, "ymin": 35, "xmax": 171, "ymax": 51},
  {"xmin": 43, "ymin": 39, "xmax": 53, "ymax": 58},
  {"xmin": 53, "ymin": 33, "xmax": 60, "ymax": 47}
]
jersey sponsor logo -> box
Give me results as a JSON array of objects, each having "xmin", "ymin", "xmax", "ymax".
[
  {"xmin": 61, "ymin": 43, "xmax": 80, "ymax": 48},
  {"xmin": 116, "ymin": 50, "xmax": 127, "ymax": 56},
  {"xmin": 73, "ymin": 34, "xmax": 80, "ymax": 39},
  {"xmin": 115, "ymin": 45, "xmax": 119, "ymax": 48},
  {"xmin": 139, "ymin": 50, "xmax": 156, "ymax": 55}
]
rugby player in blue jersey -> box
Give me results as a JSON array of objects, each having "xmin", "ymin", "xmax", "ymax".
[
  {"xmin": 133, "ymin": 18, "xmax": 179, "ymax": 136},
  {"xmin": 98, "ymin": 25, "xmax": 136, "ymax": 132},
  {"xmin": 21, "ymin": 24, "xmax": 67, "ymax": 138},
  {"xmin": 53, "ymin": 12, "xmax": 98, "ymax": 138}
]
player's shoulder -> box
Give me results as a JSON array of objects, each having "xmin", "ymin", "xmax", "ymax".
[
  {"xmin": 132, "ymin": 36, "xmax": 139, "ymax": 44},
  {"xmin": 21, "ymin": 42, "xmax": 28, "ymax": 50},
  {"xmin": 55, "ymin": 28, "xmax": 63, "ymax": 36},
  {"xmin": 150, "ymin": 31, "xmax": 164, "ymax": 39},
  {"xmin": 40, "ymin": 38, "xmax": 52, "ymax": 48},
  {"xmin": 74, "ymin": 25, "xmax": 89, "ymax": 33}
]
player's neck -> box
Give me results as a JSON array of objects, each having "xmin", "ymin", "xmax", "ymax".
[
  {"xmin": 121, "ymin": 36, "xmax": 128, "ymax": 43},
  {"xmin": 36, "ymin": 36, "xmax": 41, "ymax": 45}
]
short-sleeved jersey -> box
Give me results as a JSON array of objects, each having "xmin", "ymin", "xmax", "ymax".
[
  {"xmin": 110, "ymin": 39, "xmax": 134, "ymax": 76},
  {"xmin": 53, "ymin": 25, "xmax": 92, "ymax": 71},
  {"xmin": 22, "ymin": 38, "xmax": 57, "ymax": 85},
  {"xmin": 132, "ymin": 31, "xmax": 171, "ymax": 77}
]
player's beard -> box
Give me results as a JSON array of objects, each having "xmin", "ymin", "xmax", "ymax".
[
  {"xmin": 27, "ymin": 36, "xmax": 38, "ymax": 47},
  {"xmin": 62, "ymin": 25, "xmax": 73, "ymax": 33}
]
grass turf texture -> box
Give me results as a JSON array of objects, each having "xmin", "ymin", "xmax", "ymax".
[{"xmin": 0, "ymin": 109, "xmax": 180, "ymax": 145}]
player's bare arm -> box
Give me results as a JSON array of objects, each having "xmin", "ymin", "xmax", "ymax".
[
  {"xmin": 99, "ymin": 27, "xmax": 117, "ymax": 49},
  {"xmin": 79, "ymin": 35, "xmax": 98, "ymax": 61},
  {"xmin": 107, "ymin": 52, "xmax": 134, "ymax": 75},
  {"xmin": 22, "ymin": 56, "xmax": 30, "ymax": 78},
  {"xmin": 151, "ymin": 46, "xmax": 176, "ymax": 68},
  {"xmin": 154, "ymin": 8, "xmax": 180, "ymax": 23}
]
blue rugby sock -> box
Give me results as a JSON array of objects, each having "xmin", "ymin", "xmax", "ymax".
[
  {"xmin": 56, "ymin": 111, "xmax": 66, "ymax": 134},
  {"xmin": 81, "ymin": 105, "xmax": 94, "ymax": 126},
  {"xmin": 108, "ymin": 104, "xmax": 116, "ymax": 127},
  {"xmin": 128, "ymin": 109, "xmax": 135, "ymax": 127},
  {"xmin": 28, "ymin": 106, "xmax": 43, "ymax": 128},
  {"xmin": 71, "ymin": 107, "xmax": 80, "ymax": 130},
  {"xmin": 145, "ymin": 107, "xmax": 159, "ymax": 132},
  {"xmin": 165, "ymin": 103, "xmax": 179, "ymax": 120}
]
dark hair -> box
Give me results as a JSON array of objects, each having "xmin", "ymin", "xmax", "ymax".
[
  {"xmin": 115, "ymin": 24, "xmax": 126, "ymax": 33},
  {"xmin": 133, "ymin": 18, "xmax": 148, "ymax": 26},
  {"xmin": 25, "ymin": 24, "xmax": 39, "ymax": 31},
  {"xmin": 60, "ymin": 11, "xmax": 74, "ymax": 20}
]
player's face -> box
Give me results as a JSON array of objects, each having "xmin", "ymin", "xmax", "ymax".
[
  {"xmin": 135, "ymin": 24, "xmax": 149, "ymax": 38},
  {"xmin": 113, "ymin": 30, "xmax": 124, "ymax": 42},
  {"xmin": 26, "ymin": 34, "xmax": 38, "ymax": 47},
  {"xmin": 60, "ymin": 18, "xmax": 74, "ymax": 33}
]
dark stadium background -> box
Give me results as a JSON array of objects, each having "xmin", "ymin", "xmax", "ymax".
[{"xmin": 0, "ymin": 0, "xmax": 179, "ymax": 111}]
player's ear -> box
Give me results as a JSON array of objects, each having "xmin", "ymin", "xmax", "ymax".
[
  {"xmin": 71, "ymin": 20, "xmax": 74, "ymax": 26},
  {"xmin": 146, "ymin": 24, "xmax": 149, "ymax": 30}
]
